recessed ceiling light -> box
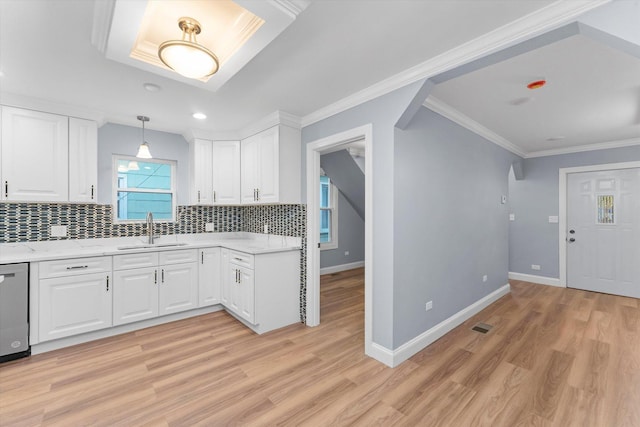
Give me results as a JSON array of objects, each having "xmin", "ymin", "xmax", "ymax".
[
  {"xmin": 192, "ymin": 112, "xmax": 207, "ymax": 120},
  {"xmin": 143, "ymin": 83, "xmax": 162, "ymax": 92},
  {"xmin": 546, "ymin": 136, "xmax": 565, "ymax": 142}
]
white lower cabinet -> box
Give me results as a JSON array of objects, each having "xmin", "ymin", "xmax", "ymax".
[
  {"xmin": 113, "ymin": 249, "xmax": 198, "ymax": 324},
  {"xmin": 113, "ymin": 266, "xmax": 158, "ymax": 325},
  {"xmin": 222, "ymin": 249, "xmax": 300, "ymax": 334},
  {"xmin": 38, "ymin": 257, "xmax": 112, "ymax": 342},
  {"xmin": 159, "ymin": 262, "xmax": 198, "ymax": 315},
  {"xmin": 199, "ymin": 248, "xmax": 221, "ymax": 307}
]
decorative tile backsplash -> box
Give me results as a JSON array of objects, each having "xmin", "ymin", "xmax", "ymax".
[{"xmin": 0, "ymin": 202, "xmax": 307, "ymax": 322}]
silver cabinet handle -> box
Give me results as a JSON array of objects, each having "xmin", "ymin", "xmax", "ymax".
[
  {"xmin": 154, "ymin": 269, "xmax": 158, "ymax": 284},
  {"xmin": 66, "ymin": 265, "xmax": 89, "ymax": 270},
  {"xmin": 213, "ymin": 190, "xmax": 217, "ymax": 203},
  {"xmin": 201, "ymin": 252, "xmax": 204, "ymax": 264},
  {"xmin": 91, "ymin": 185, "xmax": 95, "ymax": 200},
  {"xmin": 256, "ymin": 188, "xmax": 260, "ymax": 201},
  {"xmin": 161, "ymin": 269, "xmax": 165, "ymax": 283},
  {"xmin": 106, "ymin": 275, "xmax": 110, "ymax": 291},
  {"xmin": 4, "ymin": 181, "xmax": 7, "ymax": 198},
  {"xmin": 197, "ymin": 190, "xmax": 201, "ymax": 204}
]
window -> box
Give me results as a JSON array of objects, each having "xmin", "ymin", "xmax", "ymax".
[
  {"xmin": 320, "ymin": 175, "xmax": 338, "ymax": 250},
  {"xmin": 113, "ymin": 156, "xmax": 176, "ymax": 222}
]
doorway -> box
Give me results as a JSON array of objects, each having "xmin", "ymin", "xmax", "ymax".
[
  {"xmin": 305, "ymin": 124, "xmax": 373, "ymax": 357},
  {"xmin": 560, "ymin": 162, "xmax": 640, "ymax": 298}
]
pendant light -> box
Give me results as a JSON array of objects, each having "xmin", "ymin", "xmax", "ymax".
[
  {"xmin": 136, "ymin": 115, "xmax": 153, "ymax": 159},
  {"xmin": 158, "ymin": 17, "xmax": 219, "ymax": 79}
]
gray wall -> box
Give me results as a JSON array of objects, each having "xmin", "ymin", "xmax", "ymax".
[
  {"xmin": 97, "ymin": 123, "xmax": 190, "ymax": 205},
  {"xmin": 302, "ymin": 79, "xmax": 428, "ymax": 349},
  {"xmin": 393, "ymin": 107, "xmax": 519, "ymax": 348},
  {"xmin": 509, "ymin": 145, "xmax": 640, "ymax": 279},
  {"xmin": 320, "ymin": 190, "xmax": 365, "ymax": 269}
]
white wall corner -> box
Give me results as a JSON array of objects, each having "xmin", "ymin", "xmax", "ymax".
[
  {"xmin": 239, "ymin": 110, "xmax": 301, "ymax": 139},
  {"xmin": 508, "ymin": 272, "xmax": 563, "ymax": 287},
  {"xmin": 376, "ymin": 284, "xmax": 511, "ymax": 368}
]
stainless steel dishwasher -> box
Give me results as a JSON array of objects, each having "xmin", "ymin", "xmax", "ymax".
[{"xmin": 0, "ymin": 263, "xmax": 30, "ymax": 362}]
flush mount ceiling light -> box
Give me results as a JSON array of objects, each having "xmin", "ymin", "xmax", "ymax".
[
  {"xmin": 158, "ymin": 17, "xmax": 219, "ymax": 79},
  {"xmin": 136, "ymin": 115, "xmax": 153, "ymax": 159},
  {"xmin": 192, "ymin": 112, "xmax": 207, "ymax": 120}
]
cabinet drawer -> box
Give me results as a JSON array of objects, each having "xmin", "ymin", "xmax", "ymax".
[
  {"xmin": 39, "ymin": 256, "xmax": 112, "ymax": 279},
  {"xmin": 159, "ymin": 249, "xmax": 198, "ymax": 265},
  {"xmin": 114, "ymin": 252, "xmax": 159, "ymax": 270},
  {"xmin": 229, "ymin": 250, "xmax": 254, "ymax": 269}
]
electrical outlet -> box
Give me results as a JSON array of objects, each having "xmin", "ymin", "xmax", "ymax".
[
  {"xmin": 50, "ymin": 225, "xmax": 67, "ymax": 237},
  {"xmin": 548, "ymin": 216, "xmax": 559, "ymax": 223},
  {"xmin": 482, "ymin": 275, "xmax": 488, "ymax": 282},
  {"xmin": 344, "ymin": 251, "xmax": 349, "ymax": 256},
  {"xmin": 205, "ymin": 223, "xmax": 214, "ymax": 232},
  {"xmin": 531, "ymin": 264, "xmax": 541, "ymax": 271},
  {"xmin": 509, "ymin": 213, "xmax": 515, "ymax": 221},
  {"xmin": 425, "ymin": 301, "xmax": 433, "ymax": 311}
]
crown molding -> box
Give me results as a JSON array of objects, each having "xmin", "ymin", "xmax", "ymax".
[
  {"xmin": 423, "ymin": 96, "xmax": 527, "ymax": 158},
  {"xmin": 525, "ymin": 137, "xmax": 640, "ymax": 158},
  {"xmin": 269, "ymin": 0, "xmax": 311, "ymax": 19},
  {"xmin": 239, "ymin": 110, "xmax": 301, "ymax": 139},
  {"xmin": 0, "ymin": 92, "xmax": 106, "ymax": 126},
  {"xmin": 91, "ymin": 0, "xmax": 116, "ymax": 54},
  {"xmin": 301, "ymin": 0, "xmax": 611, "ymax": 128}
]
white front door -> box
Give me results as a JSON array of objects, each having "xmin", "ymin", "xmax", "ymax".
[{"xmin": 567, "ymin": 168, "xmax": 640, "ymax": 298}]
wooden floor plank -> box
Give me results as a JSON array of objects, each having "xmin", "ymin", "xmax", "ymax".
[{"xmin": 1, "ymin": 270, "xmax": 639, "ymax": 426}]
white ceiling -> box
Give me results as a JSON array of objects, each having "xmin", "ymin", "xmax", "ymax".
[
  {"xmin": 0, "ymin": 0, "xmax": 561, "ymax": 137},
  {"xmin": 429, "ymin": 33, "xmax": 640, "ymax": 156}
]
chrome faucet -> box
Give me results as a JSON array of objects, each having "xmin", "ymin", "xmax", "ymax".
[{"xmin": 146, "ymin": 212, "xmax": 154, "ymax": 244}]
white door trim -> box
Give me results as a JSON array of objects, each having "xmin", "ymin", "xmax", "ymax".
[
  {"xmin": 305, "ymin": 124, "xmax": 373, "ymax": 356},
  {"xmin": 558, "ymin": 160, "xmax": 640, "ymax": 287}
]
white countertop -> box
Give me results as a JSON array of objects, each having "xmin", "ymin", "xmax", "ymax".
[{"xmin": 0, "ymin": 232, "xmax": 302, "ymax": 264}]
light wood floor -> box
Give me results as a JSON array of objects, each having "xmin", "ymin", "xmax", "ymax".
[{"xmin": 1, "ymin": 268, "xmax": 639, "ymax": 426}]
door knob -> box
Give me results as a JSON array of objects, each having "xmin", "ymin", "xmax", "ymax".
[
  {"xmin": 569, "ymin": 229, "xmax": 575, "ymax": 234},
  {"xmin": 569, "ymin": 238, "xmax": 576, "ymax": 242}
]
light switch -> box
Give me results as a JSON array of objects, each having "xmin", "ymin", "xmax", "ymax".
[
  {"xmin": 501, "ymin": 195, "xmax": 507, "ymax": 204},
  {"xmin": 509, "ymin": 214, "xmax": 515, "ymax": 221},
  {"xmin": 548, "ymin": 216, "xmax": 559, "ymax": 223}
]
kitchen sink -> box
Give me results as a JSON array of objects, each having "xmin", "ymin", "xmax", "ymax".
[{"xmin": 116, "ymin": 243, "xmax": 188, "ymax": 250}]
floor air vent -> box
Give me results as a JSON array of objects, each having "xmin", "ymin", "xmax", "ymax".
[{"xmin": 471, "ymin": 323, "xmax": 493, "ymax": 334}]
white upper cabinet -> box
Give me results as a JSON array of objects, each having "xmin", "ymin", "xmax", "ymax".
[
  {"xmin": 212, "ymin": 140, "xmax": 241, "ymax": 205},
  {"xmin": 68, "ymin": 117, "xmax": 98, "ymax": 203},
  {"xmin": 189, "ymin": 139, "xmax": 240, "ymax": 205},
  {"xmin": 189, "ymin": 139, "xmax": 214, "ymax": 205},
  {"xmin": 240, "ymin": 125, "xmax": 300, "ymax": 205},
  {"xmin": 1, "ymin": 106, "xmax": 69, "ymax": 202}
]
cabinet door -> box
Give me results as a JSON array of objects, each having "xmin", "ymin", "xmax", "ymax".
[
  {"xmin": 198, "ymin": 248, "xmax": 221, "ymax": 307},
  {"xmin": 190, "ymin": 139, "xmax": 213, "ymax": 205},
  {"xmin": 159, "ymin": 263, "xmax": 198, "ymax": 315},
  {"xmin": 68, "ymin": 117, "xmax": 98, "ymax": 203},
  {"xmin": 212, "ymin": 141, "xmax": 240, "ymax": 205},
  {"xmin": 237, "ymin": 266, "xmax": 255, "ymax": 324},
  {"xmin": 227, "ymin": 264, "xmax": 255, "ymax": 324},
  {"xmin": 1, "ymin": 106, "xmax": 69, "ymax": 201},
  {"xmin": 39, "ymin": 272, "xmax": 112, "ymax": 342},
  {"xmin": 220, "ymin": 249, "xmax": 231, "ymax": 306},
  {"xmin": 240, "ymin": 135, "xmax": 259, "ymax": 204},
  {"xmin": 255, "ymin": 126, "xmax": 279, "ymax": 204},
  {"xmin": 113, "ymin": 267, "xmax": 159, "ymax": 325}
]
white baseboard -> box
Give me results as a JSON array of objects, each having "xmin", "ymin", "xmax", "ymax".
[
  {"xmin": 369, "ymin": 284, "xmax": 511, "ymax": 368},
  {"xmin": 320, "ymin": 261, "xmax": 365, "ymax": 275},
  {"xmin": 509, "ymin": 272, "xmax": 563, "ymax": 287}
]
